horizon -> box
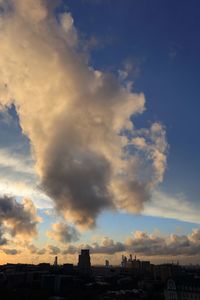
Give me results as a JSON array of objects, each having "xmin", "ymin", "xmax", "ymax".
[{"xmin": 0, "ymin": 250, "xmax": 197, "ymax": 267}]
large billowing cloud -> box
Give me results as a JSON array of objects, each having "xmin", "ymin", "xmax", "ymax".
[{"xmin": 0, "ymin": 0, "xmax": 167, "ymax": 228}]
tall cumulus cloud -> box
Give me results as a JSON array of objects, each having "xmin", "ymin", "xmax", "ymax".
[{"xmin": 0, "ymin": 0, "xmax": 167, "ymax": 228}]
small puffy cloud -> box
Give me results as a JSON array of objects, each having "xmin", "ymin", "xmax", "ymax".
[
  {"xmin": 62, "ymin": 244, "xmax": 78, "ymax": 255},
  {"xmin": 27, "ymin": 243, "xmax": 46, "ymax": 255},
  {"xmin": 118, "ymin": 58, "xmax": 141, "ymax": 82},
  {"xmin": 0, "ymin": 196, "xmax": 40, "ymax": 250},
  {"xmin": 90, "ymin": 237, "xmax": 125, "ymax": 254},
  {"xmin": 47, "ymin": 222, "xmax": 80, "ymax": 244},
  {"xmin": 132, "ymin": 137, "xmax": 146, "ymax": 149},
  {"xmin": 60, "ymin": 12, "xmax": 77, "ymax": 47},
  {"xmin": 1, "ymin": 248, "xmax": 21, "ymax": 255},
  {"xmin": 43, "ymin": 209, "xmax": 55, "ymax": 216},
  {"xmin": 48, "ymin": 245, "xmax": 61, "ymax": 255},
  {"xmin": 0, "ymin": 195, "xmax": 40, "ymax": 241},
  {"xmin": 37, "ymin": 248, "xmax": 46, "ymax": 255},
  {"xmin": 2, "ymin": 248, "xmax": 20, "ymax": 255},
  {"xmin": 126, "ymin": 231, "xmax": 164, "ymax": 256},
  {"xmin": 189, "ymin": 229, "xmax": 200, "ymax": 242}
]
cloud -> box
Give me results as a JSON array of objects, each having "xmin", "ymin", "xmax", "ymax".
[
  {"xmin": 60, "ymin": 12, "xmax": 77, "ymax": 47},
  {"xmin": 66, "ymin": 238, "xmax": 125, "ymax": 255},
  {"xmin": 61, "ymin": 238, "xmax": 125, "ymax": 255},
  {"xmin": 126, "ymin": 229, "xmax": 200, "ymax": 256},
  {"xmin": 0, "ymin": 195, "xmax": 40, "ymax": 240},
  {"xmin": 60, "ymin": 229, "xmax": 200, "ymax": 258},
  {"xmin": 48, "ymin": 245, "xmax": 61, "ymax": 255},
  {"xmin": 0, "ymin": 178, "xmax": 53, "ymax": 209},
  {"xmin": 47, "ymin": 222, "xmax": 80, "ymax": 244},
  {"xmin": 24, "ymin": 228, "xmax": 200, "ymax": 261},
  {"xmin": 118, "ymin": 58, "xmax": 142, "ymax": 82},
  {"xmin": 144, "ymin": 190, "xmax": 200, "ymax": 224},
  {"xmin": 89, "ymin": 237, "xmax": 125, "ymax": 254},
  {"xmin": 0, "ymin": 0, "xmax": 167, "ymax": 228},
  {"xmin": 131, "ymin": 123, "xmax": 168, "ymax": 185},
  {"xmin": 27, "ymin": 243, "xmax": 46, "ymax": 255},
  {"xmin": 62, "ymin": 245, "xmax": 78, "ymax": 255},
  {"xmin": 0, "ymin": 226, "xmax": 7, "ymax": 245},
  {"xmin": 2, "ymin": 248, "xmax": 20, "ymax": 255},
  {"xmin": 0, "ymin": 148, "xmax": 34, "ymax": 175},
  {"xmin": 126, "ymin": 231, "xmax": 166, "ymax": 256},
  {"xmin": 0, "ymin": 147, "xmax": 53, "ymax": 209}
]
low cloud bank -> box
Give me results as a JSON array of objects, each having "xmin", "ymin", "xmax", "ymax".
[{"xmin": 22, "ymin": 228, "xmax": 200, "ymax": 259}]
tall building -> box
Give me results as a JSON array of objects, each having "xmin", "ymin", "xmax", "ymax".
[
  {"xmin": 54, "ymin": 256, "xmax": 58, "ymax": 266},
  {"xmin": 78, "ymin": 249, "xmax": 91, "ymax": 274},
  {"xmin": 105, "ymin": 260, "xmax": 109, "ymax": 267}
]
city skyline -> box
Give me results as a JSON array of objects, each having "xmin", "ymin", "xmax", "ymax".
[{"xmin": 0, "ymin": 0, "xmax": 199, "ymax": 266}]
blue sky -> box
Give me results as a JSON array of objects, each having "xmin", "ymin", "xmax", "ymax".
[{"xmin": 0, "ymin": 0, "xmax": 199, "ymax": 264}]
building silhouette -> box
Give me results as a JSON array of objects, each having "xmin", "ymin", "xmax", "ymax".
[
  {"xmin": 78, "ymin": 249, "xmax": 91, "ymax": 274},
  {"xmin": 121, "ymin": 254, "xmax": 151, "ymax": 273},
  {"xmin": 53, "ymin": 256, "xmax": 58, "ymax": 266},
  {"xmin": 105, "ymin": 259, "xmax": 109, "ymax": 267}
]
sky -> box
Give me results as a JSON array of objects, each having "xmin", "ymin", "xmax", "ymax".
[{"xmin": 0, "ymin": 0, "xmax": 199, "ymax": 265}]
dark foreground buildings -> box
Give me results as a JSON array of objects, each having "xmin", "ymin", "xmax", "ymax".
[{"xmin": 0, "ymin": 249, "xmax": 199, "ymax": 300}]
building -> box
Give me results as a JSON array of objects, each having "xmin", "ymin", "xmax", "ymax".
[
  {"xmin": 78, "ymin": 249, "xmax": 91, "ymax": 274},
  {"xmin": 54, "ymin": 256, "xmax": 58, "ymax": 266},
  {"xmin": 63, "ymin": 263, "xmax": 74, "ymax": 274},
  {"xmin": 154, "ymin": 264, "xmax": 182, "ymax": 283},
  {"xmin": 105, "ymin": 260, "xmax": 109, "ymax": 267},
  {"xmin": 164, "ymin": 276, "xmax": 200, "ymax": 300},
  {"xmin": 121, "ymin": 254, "xmax": 151, "ymax": 274}
]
